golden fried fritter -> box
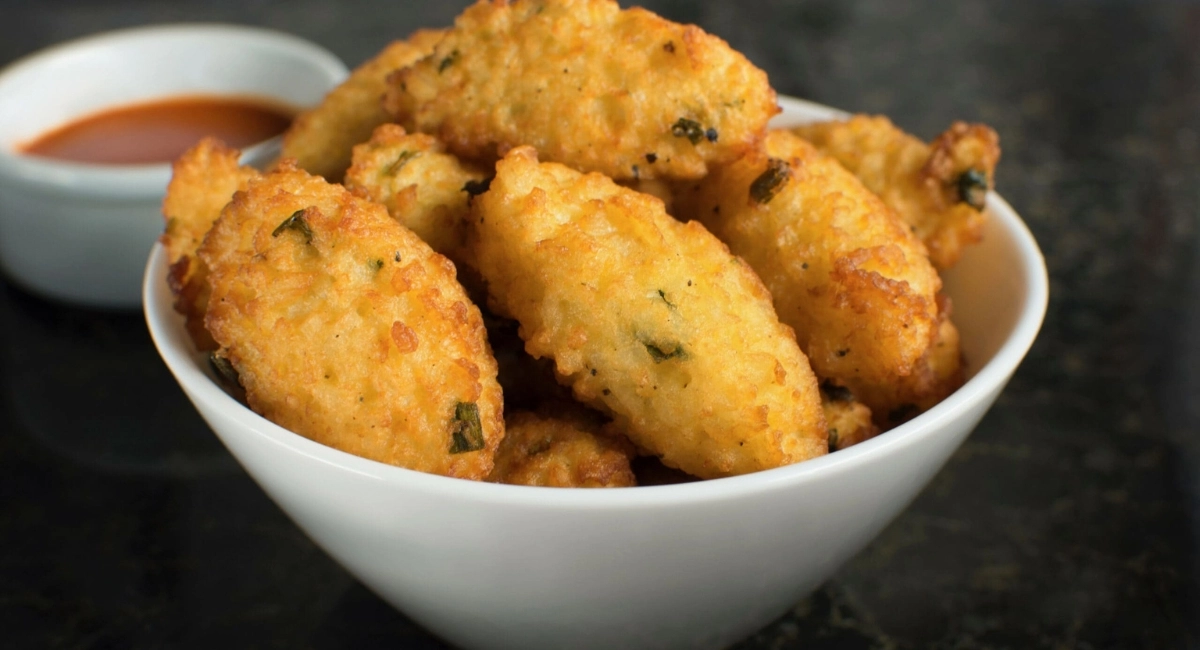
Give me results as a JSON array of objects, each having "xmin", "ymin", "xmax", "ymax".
[
  {"xmin": 470, "ymin": 146, "xmax": 826, "ymax": 479},
  {"xmin": 280, "ymin": 29, "xmax": 445, "ymax": 182},
  {"xmin": 676, "ymin": 130, "xmax": 957, "ymax": 421},
  {"xmin": 820, "ymin": 384, "xmax": 879, "ymax": 451},
  {"xmin": 488, "ymin": 404, "xmax": 636, "ymax": 487},
  {"xmin": 160, "ymin": 138, "xmax": 259, "ymax": 351},
  {"xmin": 344, "ymin": 124, "xmax": 488, "ymax": 267},
  {"xmin": 385, "ymin": 0, "xmax": 777, "ymax": 181},
  {"xmin": 199, "ymin": 161, "xmax": 504, "ymax": 479},
  {"xmin": 791, "ymin": 116, "xmax": 1001, "ymax": 269}
]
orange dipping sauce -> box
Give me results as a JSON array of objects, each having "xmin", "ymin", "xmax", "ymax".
[{"xmin": 19, "ymin": 95, "xmax": 295, "ymax": 165}]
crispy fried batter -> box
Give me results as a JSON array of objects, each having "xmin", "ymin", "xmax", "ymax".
[
  {"xmin": 281, "ymin": 29, "xmax": 445, "ymax": 182},
  {"xmin": 488, "ymin": 404, "xmax": 636, "ymax": 487},
  {"xmin": 820, "ymin": 384, "xmax": 879, "ymax": 451},
  {"xmin": 385, "ymin": 0, "xmax": 777, "ymax": 181},
  {"xmin": 677, "ymin": 129, "xmax": 958, "ymax": 420},
  {"xmin": 344, "ymin": 124, "xmax": 488, "ymax": 268},
  {"xmin": 199, "ymin": 162, "xmax": 504, "ymax": 479},
  {"xmin": 791, "ymin": 116, "xmax": 1001, "ymax": 269},
  {"xmin": 470, "ymin": 146, "xmax": 826, "ymax": 479},
  {"xmin": 160, "ymin": 138, "xmax": 259, "ymax": 351}
]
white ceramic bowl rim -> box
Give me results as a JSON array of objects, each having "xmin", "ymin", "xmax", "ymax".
[
  {"xmin": 145, "ymin": 97, "xmax": 1048, "ymax": 510},
  {"xmin": 0, "ymin": 23, "xmax": 347, "ymax": 197}
]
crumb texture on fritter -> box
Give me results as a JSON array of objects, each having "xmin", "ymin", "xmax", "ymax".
[
  {"xmin": 199, "ymin": 162, "xmax": 504, "ymax": 479},
  {"xmin": 677, "ymin": 129, "xmax": 961, "ymax": 421},
  {"xmin": 470, "ymin": 146, "xmax": 826, "ymax": 479},
  {"xmin": 792, "ymin": 115, "xmax": 1001, "ymax": 269},
  {"xmin": 160, "ymin": 137, "xmax": 260, "ymax": 351},
  {"xmin": 488, "ymin": 404, "xmax": 636, "ymax": 487},
  {"xmin": 281, "ymin": 29, "xmax": 445, "ymax": 182},
  {"xmin": 385, "ymin": 0, "xmax": 777, "ymax": 181},
  {"xmin": 345, "ymin": 124, "xmax": 488, "ymax": 269}
]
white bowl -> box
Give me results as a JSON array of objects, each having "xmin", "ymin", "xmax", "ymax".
[
  {"xmin": 144, "ymin": 97, "xmax": 1048, "ymax": 650},
  {"xmin": 0, "ymin": 24, "xmax": 348, "ymax": 309}
]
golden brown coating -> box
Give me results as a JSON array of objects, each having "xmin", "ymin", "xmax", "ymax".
[
  {"xmin": 160, "ymin": 138, "xmax": 259, "ymax": 351},
  {"xmin": 199, "ymin": 162, "xmax": 504, "ymax": 479},
  {"xmin": 677, "ymin": 129, "xmax": 956, "ymax": 420},
  {"xmin": 471, "ymin": 146, "xmax": 826, "ymax": 479},
  {"xmin": 791, "ymin": 116, "xmax": 1001, "ymax": 269},
  {"xmin": 487, "ymin": 404, "xmax": 636, "ymax": 487},
  {"xmin": 820, "ymin": 384, "xmax": 879, "ymax": 451},
  {"xmin": 344, "ymin": 124, "xmax": 488, "ymax": 267},
  {"xmin": 280, "ymin": 29, "xmax": 445, "ymax": 182},
  {"xmin": 385, "ymin": 0, "xmax": 777, "ymax": 181}
]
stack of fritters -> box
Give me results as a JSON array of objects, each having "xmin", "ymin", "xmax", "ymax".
[{"xmin": 160, "ymin": 0, "xmax": 1000, "ymax": 487}]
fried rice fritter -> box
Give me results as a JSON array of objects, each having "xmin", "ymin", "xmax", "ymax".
[
  {"xmin": 791, "ymin": 116, "xmax": 1001, "ymax": 269},
  {"xmin": 160, "ymin": 138, "xmax": 259, "ymax": 351},
  {"xmin": 470, "ymin": 146, "xmax": 827, "ymax": 479},
  {"xmin": 385, "ymin": 0, "xmax": 777, "ymax": 181},
  {"xmin": 199, "ymin": 162, "xmax": 504, "ymax": 479},
  {"xmin": 280, "ymin": 29, "xmax": 445, "ymax": 182},
  {"xmin": 344, "ymin": 124, "xmax": 488, "ymax": 268},
  {"xmin": 488, "ymin": 404, "xmax": 637, "ymax": 487},
  {"xmin": 677, "ymin": 129, "xmax": 960, "ymax": 422}
]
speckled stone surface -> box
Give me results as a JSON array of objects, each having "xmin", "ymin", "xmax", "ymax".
[{"xmin": 2, "ymin": 0, "xmax": 1198, "ymax": 648}]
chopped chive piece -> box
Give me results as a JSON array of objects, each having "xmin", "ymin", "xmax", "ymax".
[
  {"xmin": 272, "ymin": 209, "xmax": 314, "ymax": 245},
  {"xmin": 828, "ymin": 429, "xmax": 840, "ymax": 453},
  {"xmin": 438, "ymin": 49, "xmax": 461, "ymax": 73},
  {"xmin": 449, "ymin": 402, "xmax": 485, "ymax": 453},
  {"xmin": 386, "ymin": 150, "xmax": 420, "ymax": 175},
  {"xmin": 957, "ymin": 168, "xmax": 988, "ymax": 210},
  {"xmin": 750, "ymin": 158, "xmax": 790, "ymax": 204},
  {"xmin": 671, "ymin": 117, "xmax": 706, "ymax": 144},
  {"xmin": 369, "ymin": 259, "xmax": 385, "ymax": 272},
  {"xmin": 643, "ymin": 340, "xmax": 687, "ymax": 363}
]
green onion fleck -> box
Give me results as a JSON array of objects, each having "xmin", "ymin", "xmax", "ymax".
[
  {"xmin": 387, "ymin": 150, "xmax": 420, "ymax": 175},
  {"xmin": 643, "ymin": 340, "xmax": 687, "ymax": 363},
  {"xmin": 671, "ymin": 118, "xmax": 706, "ymax": 145},
  {"xmin": 449, "ymin": 402, "xmax": 485, "ymax": 453},
  {"xmin": 272, "ymin": 209, "xmax": 314, "ymax": 245},
  {"xmin": 749, "ymin": 159, "xmax": 790, "ymax": 205},
  {"xmin": 957, "ymin": 168, "xmax": 988, "ymax": 210},
  {"xmin": 438, "ymin": 49, "xmax": 460, "ymax": 73}
]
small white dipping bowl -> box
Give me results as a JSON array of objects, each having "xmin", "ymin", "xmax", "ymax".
[
  {"xmin": 0, "ymin": 24, "xmax": 348, "ymax": 309},
  {"xmin": 145, "ymin": 97, "xmax": 1049, "ymax": 650}
]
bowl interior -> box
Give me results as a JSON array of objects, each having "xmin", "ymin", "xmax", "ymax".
[{"xmin": 145, "ymin": 97, "xmax": 1048, "ymax": 502}]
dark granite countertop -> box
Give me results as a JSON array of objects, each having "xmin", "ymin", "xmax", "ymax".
[{"xmin": 2, "ymin": 0, "xmax": 1198, "ymax": 648}]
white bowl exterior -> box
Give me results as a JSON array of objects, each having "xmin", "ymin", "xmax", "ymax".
[
  {"xmin": 145, "ymin": 97, "xmax": 1048, "ymax": 650},
  {"xmin": 0, "ymin": 24, "xmax": 348, "ymax": 308}
]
